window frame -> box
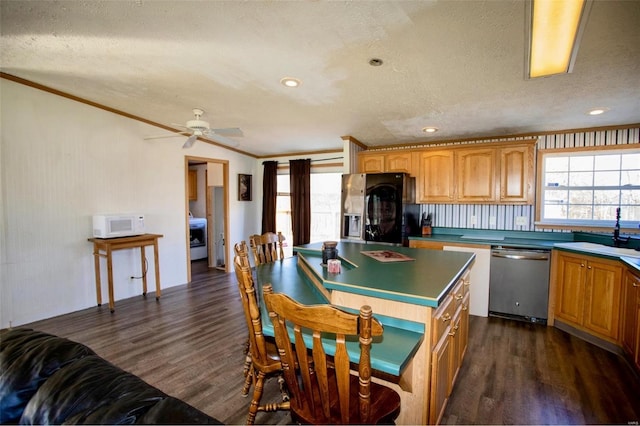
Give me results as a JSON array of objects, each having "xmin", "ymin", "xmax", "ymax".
[
  {"xmin": 535, "ymin": 143, "xmax": 640, "ymax": 232},
  {"xmin": 275, "ymin": 170, "xmax": 342, "ymax": 246}
]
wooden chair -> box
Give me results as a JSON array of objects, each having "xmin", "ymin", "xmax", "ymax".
[
  {"xmin": 234, "ymin": 242, "xmax": 290, "ymax": 424},
  {"xmin": 263, "ymin": 285, "xmax": 401, "ymax": 424},
  {"xmin": 249, "ymin": 232, "xmax": 285, "ymax": 266}
]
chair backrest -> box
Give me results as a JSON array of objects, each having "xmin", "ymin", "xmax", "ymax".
[
  {"xmin": 233, "ymin": 242, "xmax": 271, "ymax": 368},
  {"xmin": 249, "ymin": 232, "xmax": 285, "ymax": 266},
  {"xmin": 263, "ymin": 284, "xmax": 384, "ymax": 424}
]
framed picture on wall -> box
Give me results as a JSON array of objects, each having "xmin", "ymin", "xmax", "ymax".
[{"xmin": 239, "ymin": 174, "xmax": 252, "ymax": 201}]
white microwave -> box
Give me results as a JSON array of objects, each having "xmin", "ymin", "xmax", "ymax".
[{"xmin": 92, "ymin": 214, "xmax": 145, "ymax": 238}]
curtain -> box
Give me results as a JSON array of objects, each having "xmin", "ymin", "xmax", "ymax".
[
  {"xmin": 261, "ymin": 161, "xmax": 278, "ymax": 234},
  {"xmin": 289, "ymin": 159, "xmax": 311, "ymax": 246}
]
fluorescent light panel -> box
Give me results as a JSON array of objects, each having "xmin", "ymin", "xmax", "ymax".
[{"xmin": 526, "ymin": 0, "xmax": 592, "ymax": 78}]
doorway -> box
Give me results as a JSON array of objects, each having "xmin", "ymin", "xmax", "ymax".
[{"xmin": 185, "ymin": 156, "xmax": 230, "ymax": 282}]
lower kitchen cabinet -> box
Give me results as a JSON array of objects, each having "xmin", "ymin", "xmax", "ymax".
[
  {"xmin": 430, "ymin": 324, "xmax": 452, "ymax": 425},
  {"xmin": 621, "ymin": 268, "xmax": 640, "ymax": 370},
  {"xmin": 429, "ymin": 273, "xmax": 470, "ymax": 424},
  {"xmin": 553, "ymin": 251, "xmax": 623, "ymax": 342}
]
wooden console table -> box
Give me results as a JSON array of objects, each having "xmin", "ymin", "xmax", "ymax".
[{"xmin": 88, "ymin": 233, "xmax": 163, "ymax": 312}]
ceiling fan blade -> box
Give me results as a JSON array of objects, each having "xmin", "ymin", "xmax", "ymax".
[
  {"xmin": 202, "ymin": 133, "xmax": 240, "ymax": 148},
  {"xmin": 144, "ymin": 132, "xmax": 189, "ymax": 140},
  {"xmin": 210, "ymin": 127, "xmax": 243, "ymax": 137},
  {"xmin": 182, "ymin": 134, "xmax": 198, "ymax": 149}
]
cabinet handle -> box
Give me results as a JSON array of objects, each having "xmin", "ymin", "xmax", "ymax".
[
  {"xmin": 463, "ymin": 280, "xmax": 470, "ymax": 287},
  {"xmin": 455, "ymin": 294, "xmax": 463, "ymax": 301},
  {"xmin": 633, "ymin": 283, "xmax": 640, "ymax": 288},
  {"xmin": 448, "ymin": 330, "xmax": 456, "ymax": 337},
  {"xmin": 462, "ymin": 304, "xmax": 468, "ymax": 311},
  {"xmin": 580, "ymin": 263, "xmax": 585, "ymax": 267},
  {"xmin": 587, "ymin": 266, "xmax": 592, "ymax": 269},
  {"xmin": 442, "ymin": 313, "xmax": 451, "ymax": 322}
]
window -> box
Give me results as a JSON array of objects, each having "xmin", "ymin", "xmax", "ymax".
[
  {"xmin": 276, "ymin": 173, "xmax": 342, "ymax": 256},
  {"xmin": 537, "ymin": 146, "xmax": 640, "ymax": 228}
]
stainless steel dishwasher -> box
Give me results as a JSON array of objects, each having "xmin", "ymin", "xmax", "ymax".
[{"xmin": 489, "ymin": 246, "xmax": 551, "ymax": 324}]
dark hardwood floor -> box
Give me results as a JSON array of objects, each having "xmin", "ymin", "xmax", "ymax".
[{"xmin": 17, "ymin": 260, "xmax": 640, "ymax": 425}]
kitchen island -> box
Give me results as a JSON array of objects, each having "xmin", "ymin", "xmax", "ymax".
[{"xmin": 255, "ymin": 241, "xmax": 475, "ymax": 424}]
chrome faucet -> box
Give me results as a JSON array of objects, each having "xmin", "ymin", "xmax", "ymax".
[{"xmin": 613, "ymin": 207, "xmax": 630, "ymax": 247}]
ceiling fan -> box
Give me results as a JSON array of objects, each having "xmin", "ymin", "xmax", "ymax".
[{"xmin": 145, "ymin": 108, "xmax": 242, "ymax": 149}]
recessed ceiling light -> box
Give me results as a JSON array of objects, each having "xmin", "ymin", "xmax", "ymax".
[
  {"xmin": 280, "ymin": 77, "xmax": 301, "ymax": 88},
  {"xmin": 422, "ymin": 127, "xmax": 438, "ymax": 134},
  {"xmin": 587, "ymin": 107, "xmax": 608, "ymax": 115},
  {"xmin": 369, "ymin": 58, "xmax": 384, "ymax": 67}
]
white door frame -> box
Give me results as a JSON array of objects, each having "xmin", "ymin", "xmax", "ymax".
[{"xmin": 185, "ymin": 156, "xmax": 231, "ymax": 281}]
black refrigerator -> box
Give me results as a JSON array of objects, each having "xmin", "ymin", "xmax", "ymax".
[{"xmin": 341, "ymin": 173, "xmax": 419, "ymax": 246}]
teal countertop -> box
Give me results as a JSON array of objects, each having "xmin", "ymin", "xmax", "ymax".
[
  {"xmin": 622, "ymin": 257, "xmax": 640, "ymax": 274},
  {"xmin": 409, "ymin": 227, "xmax": 640, "ymax": 250},
  {"xmin": 254, "ymin": 256, "xmax": 425, "ymax": 376},
  {"xmin": 295, "ymin": 241, "xmax": 476, "ymax": 308},
  {"xmin": 409, "ymin": 228, "xmax": 572, "ymax": 249},
  {"xmin": 409, "ymin": 228, "xmax": 640, "ymax": 273}
]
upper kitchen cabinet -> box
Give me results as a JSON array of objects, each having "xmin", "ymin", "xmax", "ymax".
[
  {"xmin": 499, "ymin": 144, "xmax": 534, "ymax": 203},
  {"xmin": 360, "ymin": 139, "xmax": 536, "ymax": 204},
  {"xmin": 456, "ymin": 147, "xmax": 496, "ymax": 203},
  {"xmin": 358, "ymin": 151, "xmax": 414, "ymax": 175},
  {"xmin": 417, "ymin": 150, "xmax": 455, "ymax": 203},
  {"xmin": 417, "ymin": 139, "xmax": 536, "ymax": 204},
  {"xmin": 188, "ymin": 170, "xmax": 198, "ymax": 201}
]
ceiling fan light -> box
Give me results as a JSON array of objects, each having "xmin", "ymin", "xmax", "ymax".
[{"xmin": 186, "ymin": 119, "xmax": 210, "ymax": 132}]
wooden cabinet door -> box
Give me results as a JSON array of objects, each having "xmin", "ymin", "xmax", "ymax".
[
  {"xmin": 499, "ymin": 144, "xmax": 533, "ymax": 204},
  {"xmin": 429, "ymin": 330, "xmax": 452, "ymax": 425},
  {"xmin": 458, "ymin": 292, "xmax": 470, "ymax": 367},
  {"xmin": 188, "ymin": 170, "xmax": 198, "ymax": 201},
  {"xmin": 621, "ymin": 270, "xmax": 640, "ymax": 357},
  {"xmin": 386, "ymin": 152, "xmax": 413, "ymax": 174},
  {"xmin": 448, "ymin": 312, "xmax": 462, "ymax": 394},
  {"xmin": 555, "ymin": 253, "xmax": 587, "ymax": 325},
  {"xmin": 583, "ymin": 258, "xmax": 622, "ymax": 340},
  {"xmin": 456, "ymin": 148, "xmax": 496, "ymax": 203},
  {"xmin": 359, "ymin": 153, "xmax": 385, "ymax": 173},
  {"xmin": 417, "ymin": 150, "xmax": 455, "ymax": 203},
  {"xmin": 635, "ymin": 290, "xmax": 640, "ymax": 371}
]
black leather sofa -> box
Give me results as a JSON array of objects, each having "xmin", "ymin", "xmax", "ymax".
[{"xmin": 0, "ymin": 328, "xmax": 223, "ymax": 424}]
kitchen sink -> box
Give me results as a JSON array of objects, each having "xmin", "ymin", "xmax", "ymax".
[{"xmin": 554, "ymin": 242, "xmax": 640, "ymax": 259}]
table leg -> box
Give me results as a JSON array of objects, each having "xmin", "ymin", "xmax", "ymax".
[
  {"xmin": 93, "ymin": 245, "xmax": 102, "ymax": 306},
  {"xmin": 154, "ymin": 240, "xmax": 162, "ymax": 300},
  {"xmin": 140, "ymin": 246, "xmax": 148, "ymax": 297},
  {"xmin": 106, "ymin": 246, "xmax": 115, "ymax": 313}
]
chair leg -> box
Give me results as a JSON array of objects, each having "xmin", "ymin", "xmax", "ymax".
[
  {"xmin": 241, "ymin": 365, "xmax": 254, "ymax": 397},
  {"xmin": 243, "ymin": 337, "xmax": 251, "ymax": 376},
  {"xmin": 243, "ymin": 352, "xmax": 252, "ymax": 378},
  {"xmin": 257, "ymin": 376, "xmax": 291, "ymax": 413},
  {"xmin": 246, "ymin": 370, "xmax": 266, "ymax": 425}
]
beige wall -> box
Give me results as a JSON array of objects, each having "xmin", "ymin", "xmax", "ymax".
[{"xmin": 0, "ymin": 79, "xmax": 259, "ymax": 328}]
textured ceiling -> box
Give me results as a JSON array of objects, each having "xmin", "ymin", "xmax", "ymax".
[{"xmin": 1, "ymin": 0, "xmax": 639, "ymax": 156}]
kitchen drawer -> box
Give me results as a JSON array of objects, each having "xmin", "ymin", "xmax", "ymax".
[
  {"xmin": 452, "ymin": 279, "xmax": 465, "ymax": 310},
  {"xmin": 432, "ymin": 293, "xmax": 455, "ymax": 345}
]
